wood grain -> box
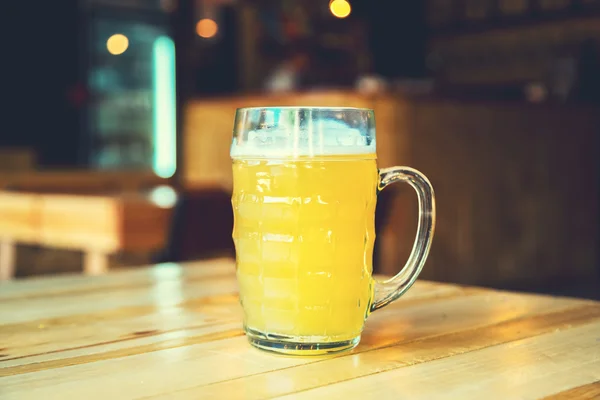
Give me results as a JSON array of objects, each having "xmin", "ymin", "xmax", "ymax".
[
  {"xmin": 274, "ymin": 322, "xmax": 600, "ymax": 400},
  {"xmin": 0, "ymin": 258, "xmax": 234, "ymax": 301},
  {"xmin": 543, "ymin": 381, "xmax": 600, "ymax": 399},
  {"xmin": 141, "ymin": 304, "xmax": 600, "ymax": 400},
  {"xmin": 0, "ymin": 275, "xmax": 459, "ymax": 360},
  {"xmin": 1, "ymin": 259, "xmax": 599, "ymax": 400}
]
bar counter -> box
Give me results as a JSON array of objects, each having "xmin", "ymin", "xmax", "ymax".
[
  {"xmin": 182, "ymin": 90, "xmax": 599, "ymax": 290},
  {"xmin": 1, "ymin": 258, "xmax": 599, "ymax": 398}
]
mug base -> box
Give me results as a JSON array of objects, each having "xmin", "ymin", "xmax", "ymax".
[{"xmin": 245, "ymin": 327, "xmax": 360, "ymax": 356}]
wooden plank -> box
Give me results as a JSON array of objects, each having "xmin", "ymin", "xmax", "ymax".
[
  {"xmin": 0, "ymin": 279, "xmax": 464, "ymax": 361},
  {"xmin": 0, "ymin": 269, "xmax": 457, "ymax": 326},
  {"xmin": 0, "ymin": 274, "xmax": 240, "ymax": 325},
  {"xmin": 0, "ymin": 335, "xmax": 318, "ymax": 399},
  {"xmin": 0, "ymin": 259, "xmax": 235, "ymax": 301},
  {"xmin": 0, "ymin": 279, "xmax": 463, "ymax": 366},
  {"xmin": 0, "ymin": 190, "xmax": 174, "ymax": 278},
  {"xmin": 1, "ymin": 323, "xmax": 244, "ymax": 376},
  {"xmin": 37, "ymin": 194, "xmax": 121, "ymax": 252},
  {"xmin": 0, "ymin": 292, "xmax": 241, "ymax": 363},
  {"xmin": 543, "ymin": 381, "xmax": 600, "ymax": 399},
  {"xmin": 37, "ymin": 193, "xmax": 173, "ymax": 255},
  {"xmin": 272, "ymin": 321, "xmax": 600, "ymax": 400},
  {"xmin": 0, "ymin": 192, "xmax": 39, "ymax": 243},
  {"xmin": 144, "ymin": 305, "xmax": 600, "ymax": 400}
]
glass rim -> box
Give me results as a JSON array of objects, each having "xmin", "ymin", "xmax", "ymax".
[
  {"xmin": 231, "ymin": 105, "xmax": 377, "ymax": 158},
  {"xmin": 235, "ymin": 106, "xmax": 374, "ymax": 113}
]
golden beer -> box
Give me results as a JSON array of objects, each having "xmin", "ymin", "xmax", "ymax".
[
  {"xmin": 232, "ymin": 155, "xmax": 378, "ymax": 344},
  {"xmin": 231, "ymin": 107, "xmax": 435, "ymax": 355}
]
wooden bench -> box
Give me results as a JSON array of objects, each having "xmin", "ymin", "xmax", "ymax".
[
  {"xmin": 0, "ymin": 189, "xmax": 175, "ymax": 280},
  {"xmin": 0, "ymin": 192, "xmax": 39, "ymax": 280},
  {"xmin": 0, "ymin": 170, "xmax": 170, "ymax": 194}
]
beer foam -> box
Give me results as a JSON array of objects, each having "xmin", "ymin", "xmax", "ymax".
[{"xmin": 230, "ymin": 118, "xmax": 376, "ymax": 158}]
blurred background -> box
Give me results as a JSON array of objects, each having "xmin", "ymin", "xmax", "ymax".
[{"xmin": 1, "ymin": 0, "xmax": 599, "ymax": 299}]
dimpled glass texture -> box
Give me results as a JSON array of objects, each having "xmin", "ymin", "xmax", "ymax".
[{"xmin": 231, "ymin": 107, "xmax": 378, "ymax": 354}]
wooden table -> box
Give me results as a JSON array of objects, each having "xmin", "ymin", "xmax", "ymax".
[
  {"xmin": 1, "ymin": 259, "xmax": 599, "ymax": 399},
  {"xmin": 0, "ymin": 189, "xmax": 175, "ymax": 279}
]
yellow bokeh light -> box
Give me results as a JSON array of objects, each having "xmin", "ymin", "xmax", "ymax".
[
  {"xmin": 107, "ymin": 34, "xmax": 129, "ymax": 55},
  {"xmin": 330, "ymin": 0, "xmax": 351, "ymax": 18},
  {"xmin": 196, "ymin": 18, "xmax": 218, "ymax": 38}
]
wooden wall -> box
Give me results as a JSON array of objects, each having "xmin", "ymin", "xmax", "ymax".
[
  {"xmin": 182, "ymin": 91, "xmax": 599, "ymax": 289},
  {"xmin": 400, "ymin": 100, "xmax": 600, "ymax": 288}
]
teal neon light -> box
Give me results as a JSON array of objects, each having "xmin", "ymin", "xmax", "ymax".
[{"xmin": 152, "ymin": 36, "xmax": 177, "ymax": 179}]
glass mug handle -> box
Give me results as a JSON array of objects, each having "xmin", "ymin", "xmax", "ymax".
[{"xmin": 370, "ymin": 166, "xmax": 436, "ymax": 312}]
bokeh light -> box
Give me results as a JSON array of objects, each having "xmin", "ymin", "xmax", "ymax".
[
  {"xmin": 196, "ymin": 18, "xmax": 218, "ymax": 38},
  {"xmin": 106, "ymin": 34, "xmax": 129, "ymax": 55},
  {"xmin": 330, "ymin": 0, "xmax": 351, "ymax": 19}
]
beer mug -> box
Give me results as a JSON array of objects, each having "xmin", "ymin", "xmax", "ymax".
[{"xmin": 231, "ymin": 107, "xmax": 435, "ymax": 355}]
